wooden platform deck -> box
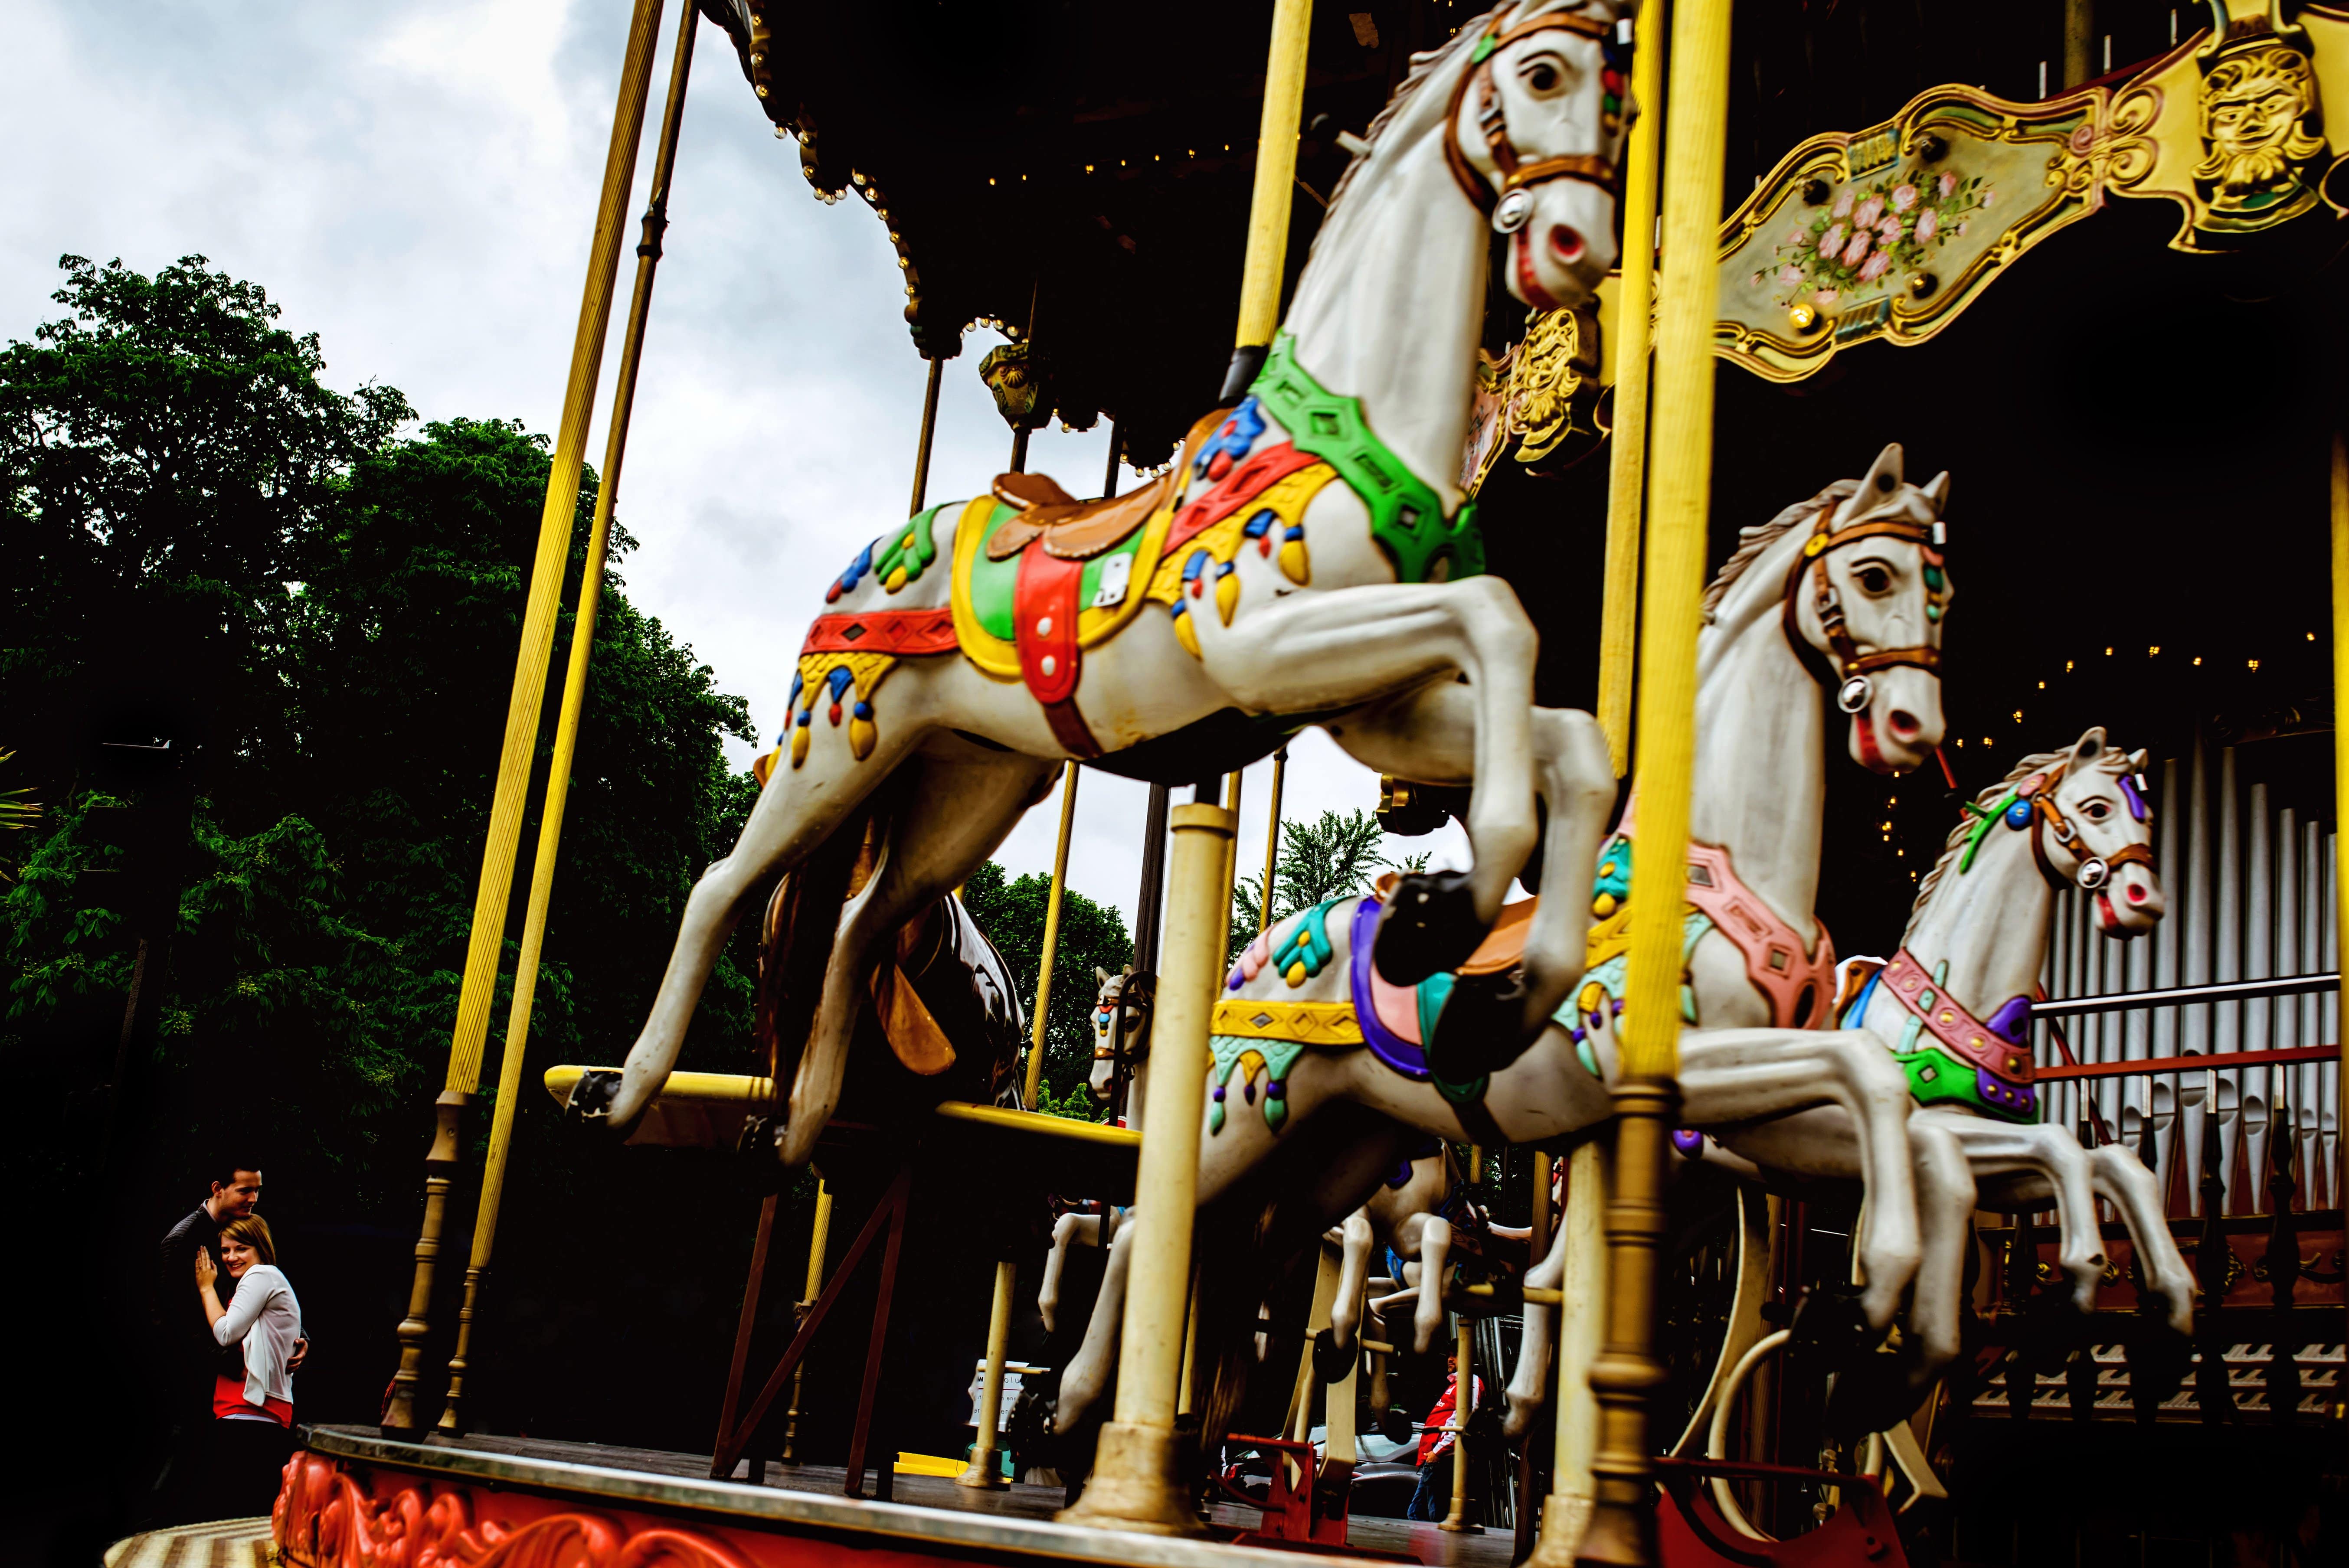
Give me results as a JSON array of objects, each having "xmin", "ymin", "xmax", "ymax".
[{"xmin": 301, "ymin": 1424, "xmax": 1521, "ymax": 1567}]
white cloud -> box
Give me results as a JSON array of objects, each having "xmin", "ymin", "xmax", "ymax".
[{"xmin": 0, "ymin": 0, "xmax": 1461, "ymax": 933}]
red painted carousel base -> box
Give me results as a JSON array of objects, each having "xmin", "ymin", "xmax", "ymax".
[{"xmin": 271, "ymin": 1426, "xmax": 1439, "ymax": 1568}]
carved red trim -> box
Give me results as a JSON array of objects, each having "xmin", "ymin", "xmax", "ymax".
[
  {"xmin": 800, "ymin": 608, "xmax": 959, "ymax": 657},
  {"xmin": 1164, "ymin": 441, "xmax": 1320, "ymax": 556},
  {"xmin": 272, "ymin": 1450, "xmax": 967, "ymax": 1568}
]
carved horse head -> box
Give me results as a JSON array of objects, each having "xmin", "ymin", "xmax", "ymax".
[
  {"xmin": 2019, "ymin": 727, "xmax": 2165, "ymax": 935},
  {"xmin": 1086, "ymin": 966, "xmax": 1152, "ymax": 1112},
  {"xmin": 1781, "ymin": 443, "xmax": 1953, "ymax": 774},
  {"xmin": 1444, "ymin": 2, "xmax": 1636, "ymax": 309}
]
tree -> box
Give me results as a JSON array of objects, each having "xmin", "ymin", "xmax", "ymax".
[
  {"xmin": 1229, "ymin": 807, "xmax": 1427, "ymax": 953},
  {"xmin": 958, "ymin": 860, "xmax": 1132, "ymax": 1112}
]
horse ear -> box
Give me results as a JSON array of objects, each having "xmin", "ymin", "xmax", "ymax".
[
  {"xmin": 1832, "ymin": 443, "xmax": 1905, "ymax": 527},
  {"xmin": 2127, "ymin": 748, "xmax": 2149, "ymax": 774},
  {"xmin": 1096, "ymin": 966, "xmax": 1116, "ymax": 986},
  {"xmin": 2071, "ymin": 726, "xmax": 2109, "ymax": 768},
  {"xmin": 1920, "ymin": 470, "xmax": 1950, "ymax": 513}
]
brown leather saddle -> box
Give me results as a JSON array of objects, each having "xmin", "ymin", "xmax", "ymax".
[{"xmin": 982, "ymin": 409, "xmax": 1227, "ymax": 562}]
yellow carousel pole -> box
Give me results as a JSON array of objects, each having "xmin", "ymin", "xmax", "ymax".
[
  {"xmin": 1595, "ymin": 7, "xmax": 1665, "ymax": 779},
  {"xmin": 1440, "ymin": 1145, "xmax": 1485, "ymax": 1535},
  {"xmin": 1541, "ymin": 2, "xmax": 1665, "ymax": 1552},
  {"xmin": 1221, "ymin": 0, "xmax": 1313, "ymax": 399},
  {"xmin": 1024, "ymin": 765, "xmax": 1083, "ymax": 1108},
  {"xmin": 1567, "ymin": 0, "xmax": 1736, "ymax": 1562},
  {"xmin": 1060, "ymin": 804, "xmax": 1234, "ymax": 1534},
  {"xmin": 435, "ymin": 0, "xmax": 700, "ymax": 1435},
  {"xmin": 2332, "ymin": 430, "xmax": 2349, "ymax": 1261},
  {"xmin": 780, "ymin": 1179, "xmax": 834, "ymax": 1463},
  {"xmin": 383, "ymin": 0, "xmax": 667, "ymax": 1436}
]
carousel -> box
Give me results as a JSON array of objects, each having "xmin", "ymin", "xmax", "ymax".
[{"xmin": 110, "ymin": 2, "xmax": 2346, "ymax": 1567}]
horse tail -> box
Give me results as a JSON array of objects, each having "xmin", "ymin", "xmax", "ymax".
[
  {"xmin": 753, "ymin": 795, "xmax": 888, "ymax": 1099},
  {"xmin": 1192, "ymin": 1191, "xmax": 1325, "ymax": 1449}
]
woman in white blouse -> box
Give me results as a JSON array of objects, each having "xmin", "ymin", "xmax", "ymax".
[{"xmin": 192, "ymin": 1214, "xmax": 303, "ymax": 1517}]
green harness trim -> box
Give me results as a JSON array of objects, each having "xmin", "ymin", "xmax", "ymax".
[
  {"xmin": 1250, "ymin": 334, "xmax": 1485, "ymax": 585},
  {"xmin": 1209, "ymin": 1034, "xmax": 1308, "ymax": 1134},
  {"xmin": 876, "ymin": 504, "xmax": 943, "ymax": 593}
]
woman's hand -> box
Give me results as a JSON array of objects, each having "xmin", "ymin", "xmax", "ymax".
[{"xmin": 194, "ymin": 1245, "xmax": 216, "ymax": 1290}]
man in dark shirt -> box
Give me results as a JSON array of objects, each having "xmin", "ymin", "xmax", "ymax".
[{"xmin": 146, "ymin": 1163, "xmax": 305, "ymax": 1525}]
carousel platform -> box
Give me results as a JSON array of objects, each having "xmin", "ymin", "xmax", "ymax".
[{"xmin": 255, "ymin": 1424, "xmax": 1519, "ymax": 1567}]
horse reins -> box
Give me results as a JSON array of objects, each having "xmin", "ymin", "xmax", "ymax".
[
  {"xmin": 1779, "ymin": 506, "xmax": 1948, "ymax": 719},
  {"xmin": 1443, "ymin": 10, "xmax": 1629, "ymax": 233},
  {"xmin": 2023, "ymin": 762, "xmax": 2157, "ymax": 894}
]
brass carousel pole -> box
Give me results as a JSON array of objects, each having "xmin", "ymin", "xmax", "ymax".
[
  {"xmin": 437, "ymin": 0, "xmax": 702, "ymax": 1435},
  {"xmin": 779, "ymin": 1178, "xmax": 834, "ymax": 1464},
  {"xmin": 1539, "ymin": 0, "xmax": 1665, "ymax": 1553},
  {"xmin": 909, "ymin": 356, "xmax": 945, "ymax": 516},
  {"xmin": 2332, "ymin": 430, "xmax": 2349, "ymax": 1284},
  {"xmin": 382, "ymin": 0, "xmax": 668, "ymax": 1435},
  {"xmin": 1058, "ymin": 804, "xmax": 1233, "ymax": 1534},
  {"xmin": 1259, "ymin": 747, "xmax": 1287, "ymax": 933},
  {"xmin": 1568, "ymin": 0, "xmax": 1736, "ymax": 1562}
]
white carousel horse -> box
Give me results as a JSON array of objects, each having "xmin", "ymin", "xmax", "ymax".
[
  {"xmin": 1329, "ymin": 1143, "xmax": 1472, "ymax": 1359},
  {"xmin": 1037, "ymin": 968, "xmax": 1155, "ymax": 1334},
  {"xmin": 576, "ymin": 1, "xmax": 1636, "ymax": 1168},
  {"xmin": 1503, "ymin": 729, "xmax": 2195, "ymax": 1437},
  {"xmin": 1053, "ymin": 447, "xmax": 1957, "ymax": 1437}
]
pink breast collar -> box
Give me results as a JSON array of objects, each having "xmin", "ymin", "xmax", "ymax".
[{"xmin": 1619, "ymin": 799, "xmax": 1836, "ymax": 1031}]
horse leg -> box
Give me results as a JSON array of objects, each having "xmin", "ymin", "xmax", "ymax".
[
  {"xmin": 1331, "ymin": 689, "xmax": 1615, "ymax": 1030},
  {"xmin": 1329, "ymin": 1211, "xmax": 1375, "ymax": 1357},
  {"xmin": 598, "ymin": 727, "xmax": 927, "ymax": 1132},
  {"xmin": 1504, "ymin": 1213, "xmax": 1570, "ymax": 1437},
  {"xmin": 1927, "ymin": 1112, "xmax": 2105, "ymax": 1315},
  {"xmin": 1200, "ymin": 578, "xmax": 1542, "ymax": 978},
  {"xmin": 1894, "ymin": 1116, "xmax": 1977, "ymax": 1398},
  {"xmin": 1040, "ymin": 1213, "xmax": 1103, "ymax": 1336},
  {"xmin": 1409, "ymin": 1215, "xmax": 1454, "ymax": 1354},
  {"xmin": 779, "ymin": 750, "xmax": 1053, "ymax": 1166},
  {"xmin": 2086, "ymin": 1143, "xmax": 2195, "ymax": 1336},
  {"xmin": 1678, "ymin": 1029, "xmax": 1923, "ymax": 1333},
  {"xmin": 1053, "ymin": 1214, "xmax": 1135, "ymax": 1435}
]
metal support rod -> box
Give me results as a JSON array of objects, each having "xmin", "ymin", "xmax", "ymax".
[
  {"xmin": 383, "ymin": 0, "xmax": 668, "ymax": 1435},
  {"xmin": 1440, "ymin": 1310, "xmax": 1480, "ymax": 1532},
  {"xmin": 2032, "ymin": 973, "xmax": 2342, "ymax": 1017},
  {"xmin": 1595, "ymin": 0, "xmax": 1665, "ymax": 779},
  {"xmin": 1567, "ymin": 0, "xmax": 1733, "ymax": 1560},
  {"xmin": 909, "ymin": 356, "xmax": 945, "ymax": 517},
  {"xmin": 2063, "ymin": 0, "xmax": 2095, "ymax": 88},
  {"xmin": 439, "ymin": 0, "xmax": 701, "ymax": 1438},
  {"xmin": 1060, "ymin": 804, "xmax": 1234, "ymax": 1535},
  {"xmin": 1221, "ymin": 771, "xmax": 1246, "ymax": 947},
  {"xmin": 956, "ymin": 1259, "xmax": 1018, "ymax": 1489},
  {"xmin": 1026, "ymin": 763, "xmax": 1081, "ymax": 1108},
  {"xmin": 1102, "ymin": 420, "xmax": 1124, "ymax": 500},
  {"xmin": 1259, "ymin": 748, "xmax": 1287, "ymax": 933},
  {"xmin": 780, "ymin": 1178, "xmax": 834, "ymax": 1463}
]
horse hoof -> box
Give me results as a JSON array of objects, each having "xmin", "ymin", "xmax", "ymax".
[
  {"xmin": 735, "ymin": 1116, "xmax": 787, "ymax": 1196},
  {"xmin": 1312, "ymin": 1328, "xmax": 1354, "ymax": 1385},
  {"xmin": 563, "ymin": 1069, "xmax": 643, "ymax": 1142},
  {"xmin": 1372, "ymin": 871, "xmax": 1486, "ymax": 986},
  {"xmin": 1428, "ymin": 967, "xmax": 1533, "ymax": 1082}
]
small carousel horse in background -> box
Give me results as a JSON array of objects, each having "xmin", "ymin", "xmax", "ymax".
[
  {"xmin": 1504, "ymin": 729, "xmax": 2195, "ymax": 1442},
  {"xmin": 577, "ymin": 0, "xmax": 1636, "ymax": 1169},
  {"xmin": 1037, "ymin": 968, "xmax": 1154, "ymax": 1334},
  {"xmin": 1053, "ymin": 446, "xmax": 1959, "ymax": 1441}
]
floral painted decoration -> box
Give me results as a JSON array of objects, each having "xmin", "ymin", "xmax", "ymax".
[{"xmin": 1757, "ymin": 165, "xmax": 1995, "ymax": 311}]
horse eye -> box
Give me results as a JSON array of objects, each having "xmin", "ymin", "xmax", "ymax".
[
  {"xmin": 1855, "ymin": 565, "xmax": 1891, "ymax": 595},
  {"xmin": 1525, "ymin": 61, "xmax": 1561, "ymax": 93},
  {"xmin": 2084, "ymin": 802, "xmax": 2109, "ymax": 820}
]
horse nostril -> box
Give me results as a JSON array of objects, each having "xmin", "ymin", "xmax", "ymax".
[
  {"xmin": 1548, "ymin": 224, "xmax": 1585, "ymax": 263},
  {"xmin": 2126, "ymin": 883, "xmax": 2147, "ymax": 905},
  {"xmin": 1888, "ymin": 709, "xmax": 1920, "ymax": 738}
]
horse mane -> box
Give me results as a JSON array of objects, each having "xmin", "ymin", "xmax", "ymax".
[
  {"xmin": 1906, "ymin": 741, "xmax": 2136, "ymax": 937},
  {"xmin": 1699, "ymin": 478, "xmax": 1860, "ymax": 620},
  {"xmin": 1309, "ymin": 6, "xmax": 1507, "ymax": 265}
]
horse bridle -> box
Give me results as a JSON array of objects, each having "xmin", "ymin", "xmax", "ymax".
[
  {"xmin": 2024, "ymin": 762, "xmax": 2157, "ymax": 894},
  {"xmin": 1443, "ymin": 10, "xmax": 1629, "ymax": 233},
  {"xmin": 1779, "ymin": 506, "xmax": 1948, "ymax": 719}
]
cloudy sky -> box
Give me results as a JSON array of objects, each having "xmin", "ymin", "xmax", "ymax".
[{"xmin": 5, "ymin": 0, "xmax": 1469, "ymax": 932}]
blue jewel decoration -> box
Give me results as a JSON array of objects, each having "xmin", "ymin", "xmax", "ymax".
[
  {"xmin": 1193, "ymin": 396, "xmax": 1266, "ymax": 478},
  {"xmin": 826, "ymin": 666, "xmax": 854, "ymax": 702},
  {"xmin": 2003, "ymin": 798, "xmax": 2033, "ymax": 830},
  {"xmin": 852, "ymin": 700, "xmax": 873, "ymax": 720},
  {"xmin": 1266, "ymin": 1080, "xmax": 1285, "ymax": 1100}
]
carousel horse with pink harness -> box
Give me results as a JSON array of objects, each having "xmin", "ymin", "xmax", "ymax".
[
  {"xmin": 1052, "ymin": 444, "xmax": 1963, "ymax": 1441},
  {"xmin": 571, "ymin": 0, "xmax": 1639, "ymax": 1175}
]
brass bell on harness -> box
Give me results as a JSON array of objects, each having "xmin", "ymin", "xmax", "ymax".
[
  {"xmin": 1836, "ymin": 674, "xmax": 1872, "ymax": 714},
  {"xmin": 1493, "ymin": 186, "xmax": 1534, "ymax": 234}
]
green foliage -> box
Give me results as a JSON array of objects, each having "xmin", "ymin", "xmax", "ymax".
[
  {"xmin": 958, "ymin": 859, "xmax": 1131, "ymax": 1107},
  {"xmin": 0, "ymin": 750, "xmax": 41, "ymax": 883},
  {"xmin": 1229, "ymin": 807, "xmax": 1426, "ymax": 955},
  {"xmin": 0, "ymin": 256, "xmax": 758, "ymax": 1217}
]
